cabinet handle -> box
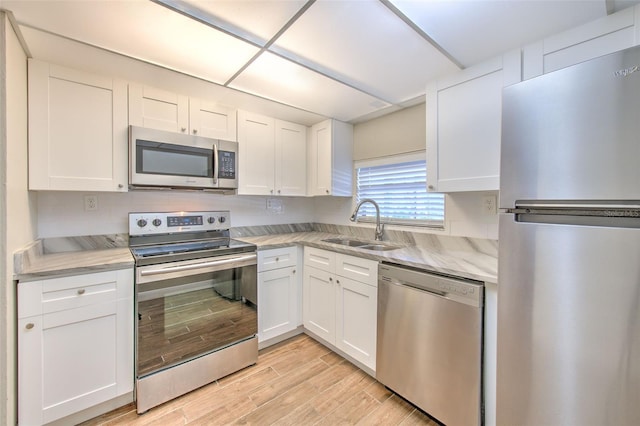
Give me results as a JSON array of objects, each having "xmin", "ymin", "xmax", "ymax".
[
  {"xmin": 275, "ymin": 257, "xmax": 279, "ymax": 262},
  {"xmin": 325, "ymin": 190, "xmax": 330, "ymax": 194},
  {"xmin": 118, "ymin": 183, "xmax": 124, "ymax": 189},
  {"xmin": 77, "ymin": 289, "xmax": 86, "ymax": 295},
  {"xmin": 329, "ymin": 277, "xmax": 333, "ymax": 282},
  {"xmin": 270, "ymin": 189, "xmax": 274, "ymax": 194},
  {"xmin": 193, "ymin": 129, "xmax": 198, "ymax": 134},
  {"xmin": 277, "ymin": 190, "xmax": 281, "ymax": 194},
  {"xmin": 337, "ymin": 279, "xmax": 340, "ymax": 285},
  {"xmin": 428, "ymin": 185, "xmax": 435, "ymax": 190},
  {"xmin": 25, "ymin": 323, "xmax": 34, "ymax": 330},
  {"xmin": 292, "ymin": 269, "xmax": 296, "ymax": 274},
  {"xmin": 181, "ymin": 127, "xmax": 187, "ymax": 133}
]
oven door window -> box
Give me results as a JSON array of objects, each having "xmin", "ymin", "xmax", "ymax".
[
  {"xmin": 136, "ymin": 140, "xmax": 213, "ymax": 178},
  {"xmin": 136, "ymin": 265, "xmax": 257, "ymax": 378}
]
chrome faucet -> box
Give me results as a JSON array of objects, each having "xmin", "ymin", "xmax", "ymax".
[{"xmin": 350, "ymin": 199, "xmax": 384, "ymax": 241}]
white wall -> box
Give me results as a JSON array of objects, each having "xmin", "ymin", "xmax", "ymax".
[
  {"xmin": 1, "ymin": 12, "xmax": 37, "ymax": 425},
  {"xmin": 37, "ymin": 191, "xmax": 316, "ymax": 238}
]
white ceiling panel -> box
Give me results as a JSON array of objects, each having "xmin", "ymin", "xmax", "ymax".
[
  {"xmin": 179, "ymin": 0, "xmax": 308, "ymax": 45},
  {"xmin": 270, "ymin": 0, "xmax": 460, "ymax": 104},
  {"xmin": 229, "ymin": 51, "xmax": 391, "ymax": 122},
  {"xmin": 5, "ymin": 0, "xmax": 640, "ymax": 123},
  {"xmin": 3, "ymin": 0, "xmax": 259, "ymax": 84},
  {"xmin": 390, "ymin": 0, "xmax": 610, "ymax": 67}
]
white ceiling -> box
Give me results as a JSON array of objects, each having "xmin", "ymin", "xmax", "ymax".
[{"xmin": 3, "ymin": 0, "xmax": 640, "ymax": 123}]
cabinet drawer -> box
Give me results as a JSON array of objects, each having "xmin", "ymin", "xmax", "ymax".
[
  {"xmin": 335, "ymin": 254, "xmax": 378, "ymax": 287},
  {"xmin": 18, "ymin": 270, "xmax": 131, "ymax": 318},
  {"xmin": 258, "ymin": 246, "xmax": 298, "ymax": 272},
  {"xmin": 304, "ymin": 247, "xmax": 335, "ymax": 272}
]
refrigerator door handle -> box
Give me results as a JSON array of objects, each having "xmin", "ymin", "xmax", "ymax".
[{"xmin": 516, "ymin": 202, "xmax": 640, "ymax": 210}]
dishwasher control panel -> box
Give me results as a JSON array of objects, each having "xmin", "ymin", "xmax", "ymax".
[{"xmin": 379, "ymin": 263, "xmax": 484, "ymax": 307}]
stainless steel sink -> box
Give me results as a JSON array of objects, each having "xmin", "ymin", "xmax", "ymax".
[
  {"xmin": 321, "ymin": 238, "xmax": 401, "ymax": 252},
  {"xmin": 321, "ymin": 238, "xmax": 369, "ymax": 247},
  {"xmin": 359, "ymin": 244, "xmax": 399, "ymax": 251}
]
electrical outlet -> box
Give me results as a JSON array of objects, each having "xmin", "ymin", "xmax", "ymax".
[
  {"xmin": 482, "ymin": 195, "xmax": 497, "ymax": 215},
  {"xmin": 84, "ymin": 195, "xmax": 98, "ymax": 211}
]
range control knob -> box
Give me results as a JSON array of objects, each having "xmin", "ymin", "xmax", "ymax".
[
  {"xmin": 207, "ymin": 217, "xmax": 216, "ymax": 224},
  {"xmin": 137, "ymin": 219, "xmax": 147, "ymax": 228},
  {"xmin": 218, "ymin": 216, "xmax": 227, "ymax": 224},
  {"xmin": 152, "ymin": 219, "xmax": 162, "ymax": 227}
]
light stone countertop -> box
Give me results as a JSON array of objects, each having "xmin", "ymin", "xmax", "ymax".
[
  {"xmin": 14, "ymin": 237, "xmax": 134, "ymax": 282},
  {"xmin": 236, "ymin": 231, "xmax": 497, "ymax": 284},
  {"xmin": 14, "ymin": 228, "xmax": 497, "ymax": 284}
]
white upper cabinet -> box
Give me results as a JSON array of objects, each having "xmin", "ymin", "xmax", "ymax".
[
  {"xmin": 308, "ymin": 119, "xmax": 353, "ymax": 197},
  {"xmin": 426, "ymin": 50, "xmax": 521, "ymax": 192},
  {"xmin": 28, "ymin": 59, "xmax": 128, "ymax": 192},
  {"xmin": 237, "ymin": 110, "xmax": 307, "ymax": 196},
  {"xmin": 237, "ymin": 110, "xmax": 276, "ymax": 195},
  {"xmin": 523, "ymin": 6, "xmax": 640, "ymax": 80},
  {"xmin": 188, "ymin": 97, "xmax": 237, "ymax": 141},
  {"xmin": 275, "ymin": 120, "xmax": 307, "ymax": 196},
  {"xmin": 129, "ymin": 84, "xmax": 237, "ymax": 141}
]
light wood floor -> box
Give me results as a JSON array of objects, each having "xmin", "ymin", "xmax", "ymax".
[{"xmin": 81, "ymin": 334, "xmax": 440, "ymax": 425}]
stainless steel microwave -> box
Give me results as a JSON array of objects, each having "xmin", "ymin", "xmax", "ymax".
[{"xmin": 129, "ymin": 126, "xmax": 238, "ymax": 191}]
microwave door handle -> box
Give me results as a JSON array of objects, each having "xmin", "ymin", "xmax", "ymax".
[{"xmin": 212, "ymin": 143, "xmax": 219, "ymax": 184}]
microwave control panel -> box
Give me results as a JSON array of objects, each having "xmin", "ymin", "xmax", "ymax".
[{"xmin": 218, "ymin": 151, "xmax": 236, "ymax": 179}]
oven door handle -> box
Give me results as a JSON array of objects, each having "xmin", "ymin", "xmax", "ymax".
[{"xmin": 139, "ymin": 254, "xmax": 256, "ymax": 277}]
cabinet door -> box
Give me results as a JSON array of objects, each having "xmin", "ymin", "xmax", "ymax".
[
  {"xmin": 128, "ymin": 84, "xmax": 189, "ymax": 133},
  {"xmin": 335, "ymin": 277, "xmax": 377, "ymax": 370},
  {"xmin": 308, "ymin": 120, "xmax": 333, "ymax": 196},
  {"xmin": 426, "ymin": 51, "xmax": 521, "ymax": 192},
  {"xmin": 302, "ymin": 266, "xmax": 336, "ymax": 344},
  {"xmin": 308, "ymin": 119, "xmax": 353, "ymax": 196},
  {"xmin": 20, "ymin": 302, "xmax": 119, "ymax": 425},
  {"xmin": 28, "ymin": 59, "xmax": 128, "ymax": 192},
  {"xmin": 189, "ymin": 98, "xmax": 237, "ymax": 141},
  {"xmin": 237, "ymin": 110, "xmax": 275, "ymax": 195},
  {"xmin": 258, "ymin": 266, "xmax": 299, "ymax": 342},
  {"xmin": 275, "ymin": 120, "xmax": 307, "ymax": 196},
  {"xmin": 523, "ymin": 6, "xmax": 639, "ymax": 79}
]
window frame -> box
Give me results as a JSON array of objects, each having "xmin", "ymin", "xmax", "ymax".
[{"xmin": 353, "ymin": 152, "xmax": 445, "ymax": 229}]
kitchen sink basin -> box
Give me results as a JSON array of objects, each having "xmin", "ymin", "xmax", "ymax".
[
  {"xmin": 358, "ymin": 244, "xmax": 400, "ymax": 251},
  {"xmin": 321, "ymin": 238, "xmax": 401, "ymax": 252},
  {"xmin": 321, "ymin": 238, "xmax": 369, "ymax": 247}
]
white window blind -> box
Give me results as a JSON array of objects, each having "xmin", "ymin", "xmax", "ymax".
[{"xmin": 355, "ymin": 157, "xmax": 445, "ymax": 228}]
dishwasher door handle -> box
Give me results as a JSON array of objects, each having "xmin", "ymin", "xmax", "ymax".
[{"xmin": 381, "ymin": 277, "xmax": 446, "ymax": 297}]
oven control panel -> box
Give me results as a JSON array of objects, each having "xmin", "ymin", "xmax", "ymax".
[{"xmin": 129, "ymin": 211, "xmax": 230, "ymax": 236}]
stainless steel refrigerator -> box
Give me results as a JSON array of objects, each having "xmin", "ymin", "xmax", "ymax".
[{"xmin": 498, "ymin": 45, "xmax": 640, "ymax": 425}]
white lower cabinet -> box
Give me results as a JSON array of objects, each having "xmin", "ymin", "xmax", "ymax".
[
  {"xmin": 302, "ymin": 247, "xmax": 378, "ymax": 371},
  {"xmin": 257, "ymin": 246, "xmax": 302, "ymax": 345},
  {"xmin": 17, "ymin": 269, "xmax": 134, "ymax": 426}
]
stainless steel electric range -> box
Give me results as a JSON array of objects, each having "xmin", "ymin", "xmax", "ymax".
[{"xmin": 129, "ymin": 211, "xmax": 257, "ymax": 414}]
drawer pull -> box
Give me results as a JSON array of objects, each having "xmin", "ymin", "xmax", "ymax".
[
  {"xmin": 275, "ymin": 257, "xmax": 279, "ymax": 262},
  {"xmin": 77, "ymin": 289, "xmax": 86, "ymax": 295},
  {"xmin": 25, "ymin": 323, "xmax": 34, "ymax": 330}
]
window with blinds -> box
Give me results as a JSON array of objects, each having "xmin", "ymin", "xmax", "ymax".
[{"xmin": 355, "ymin": 157, "xmax": 445, "ymax": 228}]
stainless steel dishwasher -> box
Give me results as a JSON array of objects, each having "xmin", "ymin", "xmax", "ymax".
[{"xmin": 377, "ymin": 262, "xmax": 484, "ymax": 426}]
